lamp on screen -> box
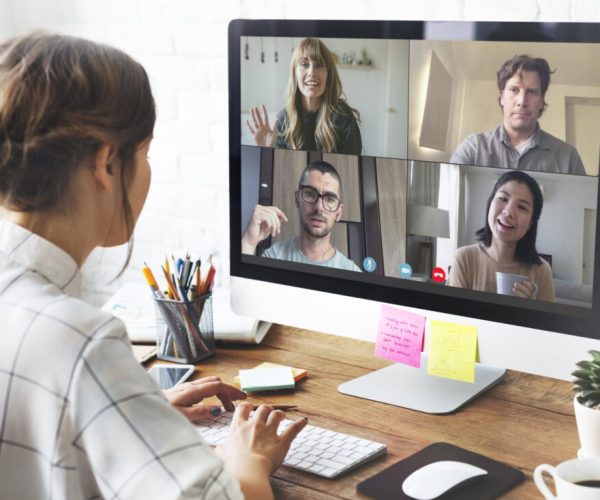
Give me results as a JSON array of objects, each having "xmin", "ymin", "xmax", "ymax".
[{"xmin": 407, "ymin": 204, "xmax": 450, "ymax": 277}]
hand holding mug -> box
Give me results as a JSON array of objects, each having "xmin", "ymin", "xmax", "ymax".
[
  {"xmin": 495, "ymin": 272, "xmax": 538, "ymax": 299},
  {"xmin": 512, "ymin": 279, "xmax": 538, "ymax": 299}
]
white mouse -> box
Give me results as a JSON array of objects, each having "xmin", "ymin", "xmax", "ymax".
[{"xmin": 401, "ymin": 460, "xmax": 488, "ymax": 499}]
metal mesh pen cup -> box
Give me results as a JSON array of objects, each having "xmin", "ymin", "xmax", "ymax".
[{"xmin": 153, "ymin": 293, "xmax": 215, "ymax": 363}]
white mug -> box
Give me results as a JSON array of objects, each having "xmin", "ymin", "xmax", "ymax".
[
  {"xmin": 534, "ymin": 458, "xmax": 600, "ymax": 499},
  {"xmin": 495, "ymin": 271, "xmax": 538, "ymax": 297}
]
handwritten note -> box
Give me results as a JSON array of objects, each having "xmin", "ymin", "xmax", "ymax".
[
  {"xmin": 374, "ymin": 305, "xmax": 425, "ymax": 368},
  {"xmin": 427, "ymin": 320, "xmax": 478, "ymax": 383}
]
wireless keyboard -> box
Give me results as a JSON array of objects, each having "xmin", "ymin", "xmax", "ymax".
[{"xmin": 195, "ymin": 411, "xmax": 387, "ymax": 478}]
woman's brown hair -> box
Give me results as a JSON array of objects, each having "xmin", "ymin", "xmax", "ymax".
[{"xmin": 0, "ymin": 32, "xmax": 155, "ymax": 269}]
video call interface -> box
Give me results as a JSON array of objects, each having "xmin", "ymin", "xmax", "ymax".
[{"xmin": 239, "ymin": 34, "xmax": 600, "ymax": 314}]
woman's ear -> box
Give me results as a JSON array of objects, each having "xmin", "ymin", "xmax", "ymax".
[{"xmin": 92, "ymin": 144, "xmax": 119, "ymax": 193}]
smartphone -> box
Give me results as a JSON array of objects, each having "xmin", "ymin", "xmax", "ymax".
[{"xmin": 147, "ymin": 364, "xmax": 195, "ymax": 390}]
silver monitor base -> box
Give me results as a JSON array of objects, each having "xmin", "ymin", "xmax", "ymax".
[{"xmin": 338, "ymin": 354, "xmax": 506, "ymax": 414}]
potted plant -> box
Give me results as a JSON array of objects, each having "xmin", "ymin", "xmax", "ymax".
[{"xmin": 572, "ymin": 350, "xmax": 600, "ymax": 458}]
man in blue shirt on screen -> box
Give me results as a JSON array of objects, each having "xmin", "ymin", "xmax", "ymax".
[
  {"xmin": 450, "ymin": 54, "xmax": 586, "ymax": 175},
  {"xmin": 241, "ymin": 160, "xmax": 361, "ymax": 272}
]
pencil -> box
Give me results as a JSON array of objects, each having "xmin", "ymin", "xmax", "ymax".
[
  {"xmin": 202, "ymin": 263, "xmax": 216, "ymax": 295},
  {"xmin": 161, "ymin": 266, "xmax": 180, "ymax": 301},
  {"xmin": 194, "ymin": 263, "xmax": 201, "ymax": 298},
  {"xmin": 164, "ymin": 257, "xmax": 173, "ymax": 299},
  {"xmin": 142, "ymin": 264, "xmax": 163, "ymax": 299}
]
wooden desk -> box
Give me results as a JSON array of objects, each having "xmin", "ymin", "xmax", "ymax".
[{"xmin": 186, "ymin": 324, "xmax": 578, "ymax": 499}]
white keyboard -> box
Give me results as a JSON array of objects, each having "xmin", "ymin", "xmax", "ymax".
[{"xmin": 195, "ymin": 411, "xmax": 387, "ymax": 478}]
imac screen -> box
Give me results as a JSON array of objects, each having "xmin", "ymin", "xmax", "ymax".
[{"xmin": 230, "ymin": 20, "xmax": 600, "ymax": 339}]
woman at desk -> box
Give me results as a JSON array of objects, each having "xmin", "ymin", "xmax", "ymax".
[
  {"xmin": 246, "ymin": 37, "xmax": 362, "ymax": 155},
  {"xmin": 0, "ymin": 33, "xmax": 305, "ymax": 499},
  {"xmin": 447, "ymin": 170, "xmax": 555, "ymax": 301}
]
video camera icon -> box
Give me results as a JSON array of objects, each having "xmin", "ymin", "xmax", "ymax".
[{"xmin": 399, "ymin": 263, "xmax": 412, "ymax": 279}]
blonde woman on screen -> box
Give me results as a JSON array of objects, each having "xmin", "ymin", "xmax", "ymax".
[
  {"xmin": 0, "ymin": 32, "xmax": 305, "ymax": 500},
  {"xmin": 246, "ymin": 37, "xmax": 362, "ymax": 154}
]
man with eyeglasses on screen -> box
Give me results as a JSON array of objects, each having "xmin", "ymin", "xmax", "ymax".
[
  {"xmin": 450, "ymin": 54, "xmax": 586, "ymax": 175},
  {"xmin": 241, "ymin": 160, "xmax": 361, "ymax": 271}
]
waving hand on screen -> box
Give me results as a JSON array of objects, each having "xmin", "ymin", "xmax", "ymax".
[{"xmin": 246, "ymin": 105, "xmax": 279, "ymax": 147}]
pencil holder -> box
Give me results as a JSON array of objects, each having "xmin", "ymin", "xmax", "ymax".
[{"xmin": 153, "ymin": 293, "xmax": 215, "ymax": 364}]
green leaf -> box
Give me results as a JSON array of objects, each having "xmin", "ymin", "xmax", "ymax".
[
  {"xmin": 574, "ymin": 381, "xmax": 594, "ymax": 391},
  {"xmin": 573, "ymin": 369, "xmax": 592, "ymax": 380},
  {"xmin": 576, "ymin": 361, "xmax": 600, "ymax": 371},
  {"xmin": 583, "ymin": 399, "xmax": 600, "ymax": 408},
  {"xmin": 589, "ymin": 350, "xmax": 600, "ymax": 361},
  {"xmin": 580, "ymin": 390, "xmax": 600, "ymax": 400},
  {"xmin": 577, "ymin": 361, "xmax": 595, "ymax": 369}
]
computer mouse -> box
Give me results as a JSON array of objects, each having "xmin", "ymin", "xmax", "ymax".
[{"xmin": 401, "ymin": 460, "xmax": 488, "ymax": 499}]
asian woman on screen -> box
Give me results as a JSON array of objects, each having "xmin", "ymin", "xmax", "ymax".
[
  {"xmin": 448, "ymin": 170, "xmax": 555, "ymax": 301},
  {"xmin": 246, "ymin": 37, "xmax": 362, "ymax": 155},
  {"xmin": 0, "ymin": 32, "xmax": 305, "ymax": 500}
]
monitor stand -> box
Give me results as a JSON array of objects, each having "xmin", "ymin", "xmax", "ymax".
[{"xmin": 338, "ymin": 354, "xmax": 506, "ymax": 414}]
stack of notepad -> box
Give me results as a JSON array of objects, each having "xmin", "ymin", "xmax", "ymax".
[{"xmin": 237, "ymin": 362, "xmax": 307, "ymax": 392}]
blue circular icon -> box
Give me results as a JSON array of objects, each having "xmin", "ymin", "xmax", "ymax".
[
  {"xmin": 399, "ymin": 262, "xmax": 413, "ymax": 279},
  {"xmin": 363, "ymin": 257, "xmax": 377, "ymax": 272}
]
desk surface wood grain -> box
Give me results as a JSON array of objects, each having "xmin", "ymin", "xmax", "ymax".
[{"xmin": 184, "ymin": 324, "xmax": 578, "ymax": 499}]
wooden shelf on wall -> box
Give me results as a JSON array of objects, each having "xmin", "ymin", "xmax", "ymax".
[{"xmin": 337, "ymin": 63, "xmax": 375, "ymax": 70}]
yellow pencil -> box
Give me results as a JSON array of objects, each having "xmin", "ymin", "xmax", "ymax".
[
  {"xmin": 164, "ymin": 257, "xmax": 172, "ymax": 298},
  {"xmin": 142, "ymin": 263, "xmax": 163, "ymax": 299}
]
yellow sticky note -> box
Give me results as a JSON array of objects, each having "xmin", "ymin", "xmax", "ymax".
[{"xmin": 427, "ymin": 320, "xmax": 478, "ymax": 383}]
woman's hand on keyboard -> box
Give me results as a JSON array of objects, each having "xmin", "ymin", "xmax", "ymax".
[
  {"xmin": 215, "ymin": 402, "xmax": 308, "ymax": 500},
  {"xmin": 164, "ymin": 376, "xmax": 247, "ymax": 422}
]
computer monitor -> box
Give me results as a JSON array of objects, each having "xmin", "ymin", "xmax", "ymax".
[{"xmin": 228, "ymin": 19, "xmax": 600, "ymax": 412}]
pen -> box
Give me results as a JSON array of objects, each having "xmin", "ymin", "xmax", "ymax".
[
  {"xmin": 187, "ymin": 259, "xmax": 200, "ymax": 291},
  {"xmin": 181, "ymin": 258, "xmax": 192, "ymax": 291},
  {"xmin": 251, "ymin": 404, "xmax": 298, "ymax": 411}
]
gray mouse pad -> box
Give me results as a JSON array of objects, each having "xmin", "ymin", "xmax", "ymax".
[{"xmin": 356, "ymin": 442, "xmax": 524, "ymax": 499}]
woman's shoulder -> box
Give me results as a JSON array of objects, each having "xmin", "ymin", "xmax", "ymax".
[
  {"xmin": 41, "ymin": 291, "xmax": 128, "ymax": 344},
  {"xmin": 535, "ymin": 256, "xmax": 553, "ymax": 275},
  {"xmin": 332, "ymin": 100, "xmax": 355, "ymax": 117},
  {"xmin": 454, "ymin": 243, "xmax": 483, "ymax": 260},
  {"xmin": 3, "ymin": 270, "xmax": 128, "ymax": 371}
]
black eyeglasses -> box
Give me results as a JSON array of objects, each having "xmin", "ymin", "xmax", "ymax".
[{"xmin": 299, "ymin": 185, "xmax": 341, "ymax": 212}]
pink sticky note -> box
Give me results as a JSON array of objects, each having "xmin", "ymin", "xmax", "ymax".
[{"xmin": 374, "ymin": 305, "xmax": 425, "ymax": 368}]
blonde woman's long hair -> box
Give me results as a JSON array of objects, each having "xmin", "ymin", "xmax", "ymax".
[{"xmin": 283, "ymin": 38, "xmax": 359, "ymax": 153}]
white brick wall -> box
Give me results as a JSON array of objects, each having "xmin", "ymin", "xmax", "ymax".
[{"xmin": 2, "ymin": 0, "xmax": 599, "ymax": 307}]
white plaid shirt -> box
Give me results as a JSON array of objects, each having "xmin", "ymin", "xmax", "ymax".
[{"xmin": 0, "ymin": 221, "xmax": 243, "ymax": 500}]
